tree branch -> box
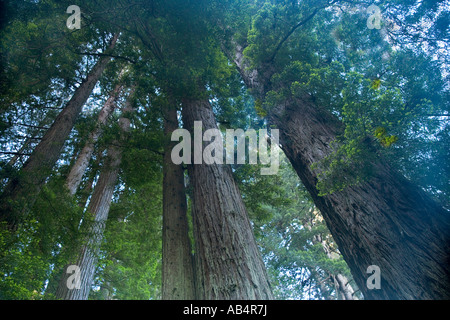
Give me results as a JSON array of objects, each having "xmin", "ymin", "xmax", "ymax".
[
  {"xmin": 14, "ymin": 123, "xmax": 50, "ymax": 130},
  {"xmin": 73, "ymin": 51, "xmax": 137, "ymax": 64},
  {"xmin": 0, "ymin": 151, "xmax": 32, "ymax": 156},
  {"xmin": 269, "ymin": 1, "xmax": 335, "ymax": 62}
]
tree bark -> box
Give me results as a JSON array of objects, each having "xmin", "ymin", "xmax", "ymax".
[
  {"xmin": 0, "ymin": 34, "xmax": 119, "ymax": 232},
  {"xmin": 161, "ymin": 102, "xmax": 196, "ymax": 300},
  {"xmin": 227, "ymin": 43, "xmax": 450, "ymax": 300},
  {"xmin": 181, "ymin": 91, "xmax": 273, "ymax": 300},
  {"xmin": 55, "ymin": 140, "xmax": 122, "ymax": 300},
  {"xmin": 55, "ymin": 90, "xmax": 132, "ymax": 300},
  {"xmin": 65, "ymin": 83, "xmax": 122, "ymax": 195}
]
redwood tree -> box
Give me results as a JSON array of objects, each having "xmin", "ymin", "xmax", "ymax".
[
  {"xmin": 65, "ymin": 82, "xmax": 123, "ymax": 195},
  {"xmin": 181, "ymin": 87, "xmax": 273, "ymax": 300},
  {"xmin": 161, "ymin": 99, "xmax": 196, "ymax": 300},
  {"xmin": 224, "ymin": 7, "xmax": 450, "ymax": 299}
]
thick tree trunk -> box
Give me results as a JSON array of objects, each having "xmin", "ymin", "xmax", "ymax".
[
  {"xmin": 55, "ymin": 92, "xmax": 131, "ymax": 300},
  {"xmin": 65, "ymin": 83, "xmax": 122, "ymax": 195},
  {"xmin": 0, "ymin": 34, "xmax": 119, "ymax": 231},
  {"xmin": 181, "ymin": 92, "xmax": 273, "ymax": 300},
  {"xmin": 162, "ymin": 102, "xmax": 196, "ymax": 300},
  {"xmin": 228, "ymin": 44, "xmax": 450, "ymax": 300},
  {"xmin": 271, "ymin": 94, "xmax": 450, "ymax": 300}
]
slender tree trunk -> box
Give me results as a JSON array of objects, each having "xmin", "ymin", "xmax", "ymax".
[
  {"xmin": 314, "ymin": 232, "xmax": 358, "ymax": 300},
  {"xmin": 0, "ymin": 34, "xmax": 119, "ymax": 232},
  {"xmin": 161, "ymin": 101, "xmax": 196, "ymax": 300},
  {"xmin": 55, "ymin": 91, "xmax": 132, "ymax": 300},
  {"xmin": 227, "ymin": 43, "xmax": 450, "ymax": 300},
  {"xmin": 181, "ymin": 90, "xmax": 273, "ymax": 300},
  {"xmin": 66, "ymin": 83, "xmax": 123, "ymax": 195},
  {"xmin": 55, "ymin": 148, "xmax": 120, "ymax": 300},
  {"xmin": 44, "ymin": 148, "xmax": 104, "ymax": 298},
  {"xmin": 77, "ymin": 152, "xmax": 101, "ymax": 210},
  {"xmin": 334, "ymin": 274, "xmax": 356, "ymax": 300}
]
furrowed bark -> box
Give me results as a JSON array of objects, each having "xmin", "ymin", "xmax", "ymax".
[
  {"xmin": 162, "ymin": 101, "xmax": 196, "ymax": 300},
  {"xmin": 55, "ymin": 144, "xmax": 121, "ymax": 300},
  {"xmin": 0, "ymin": 34, "xmax": 119, "ymax": 232},
  {"xmin": 276, "ymin": 98, "xmax": 450, "ymax": 299},
  {"xmin": 181, "ymin": 91, "xmax": 273, "ymax": 300},
  {"xmin": 227, "ymin": 43, "xmax": 450, "ymax": 300}
]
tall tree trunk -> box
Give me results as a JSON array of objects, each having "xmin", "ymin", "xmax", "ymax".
[
  {"xmin": 334, "ymin": 274, "xmax": 356, "ymax": 300},
  {"xmin": 227, "ymin": 43, "xmax": 450, "ymax": 300},
  {"xmin": 44, "ymin": 148, "xmax": 104, "ymax": 298},
  {"xmin": 76, "ymin": 151, "xmax": 102, "ymax": 210},
  {"xmin": 55, "ymin": 90, "xmax": 132, "ymax": 300},
  {"xmin": 161, "ymin": 101, "xmax": 196, "ymax": 300},
  {"xmin": 66, "ymin": 83, "xmax": 122, "ymax": 195},
  {"xmin": 181, "ymin": 90, "xmax": 273, "ymax": 300},
  {"xmin": 0, "ymin": 34, "xmax": 119, "ymax": 232}
]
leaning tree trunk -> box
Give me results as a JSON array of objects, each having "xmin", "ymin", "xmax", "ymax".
[
  {"xmin": 181, "ymin": 90, "xmax": 273, "ymax": 300},
  {"xmin": 55, "ymin": 144, "xmax": 121, "ymax": 300},
  {"xmin": 273, "ymin": 96, "xmax": 450, "ymax": 300},
  {"xmin": 55, "ymin": 91, "xmax": 132, "ymax": 300},
  {"xmin": 0, "ymin": 33, "xmax": 119, "ymax": 232},
  {"xmin": 228, "ymin": 43, "xmax": 450, "ymax": 300},
  {"xmin": 65, "ymin": 82, "xmax": 123, "ymax": 195},
  {"xmin": 161, "ymin": 101, "xmax": 196, "ymax": 300}
]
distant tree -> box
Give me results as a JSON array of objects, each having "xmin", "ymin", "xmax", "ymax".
[{"xmin": 55, "ymin": 88, "xmax": 133, "ymax": 300}]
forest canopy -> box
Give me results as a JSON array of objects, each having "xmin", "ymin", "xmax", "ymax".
[{"xmin": 0, "ymin": 0, "xmax": 449, "ymax": 300}]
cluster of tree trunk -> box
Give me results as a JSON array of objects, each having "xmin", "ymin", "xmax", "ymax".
[
  {"xmin": 0, "ymin": 33, "xmax": 119, "ymax": 232},
  {"xmin": 2, "ymin": 29, "xmax": 449, "ymax": 300},
  {"xmin": 55, "ymin": 88, "xmax": 134, "ymax": 300}
]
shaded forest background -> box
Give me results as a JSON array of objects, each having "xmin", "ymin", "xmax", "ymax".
[{"xmin": 0, "ymin": 0, "xmax": 449, "ymax": 300}]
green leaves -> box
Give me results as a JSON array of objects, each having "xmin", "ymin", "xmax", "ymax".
[
  {"xmin": 0, "ymin": 178, "xmax": 86, "ymax": 300},
  {"xmin": 98, "ymin": 181, "xmax": 163, "ymax": 300},
  {"xmin": 374, "ymin": 127, "xmax": 398, "ymax": 147}
]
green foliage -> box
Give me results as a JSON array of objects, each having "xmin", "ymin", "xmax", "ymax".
[
  {"xmin": 95, "ymin": 179, "xmax": 163, "ymax": 300},
  {"xmin": 0, "ymin": 178, "xmax": 86, "ymax": 299},
  {"xmin": 0, "ymin": 0, "xmax": 105, "ymax": 111},
  {"xmin": 374, "ymin": 127, "xmax": 398, "ymax": 147},
  {"xmin": 235, "ymin": 156, "xmax": 357, "ymax": 299},
  {"xmin": 1, "ymin": 0, "xmax": 448, "ymax": 300}
]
